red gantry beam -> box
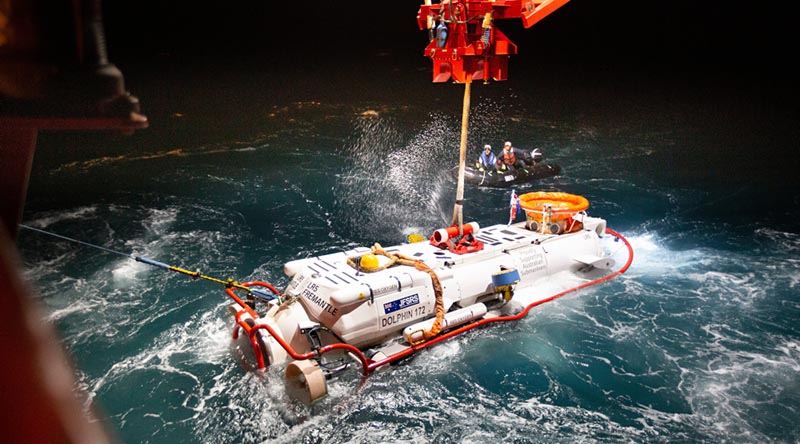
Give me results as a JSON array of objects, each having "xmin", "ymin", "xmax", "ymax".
[{"xmin": 417, "ymin": 0, "xmax": 570, "ymax": 83}]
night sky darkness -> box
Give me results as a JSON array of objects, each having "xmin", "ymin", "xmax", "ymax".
[
  {"xmin": 90, "ymin": 2, "xmax": 800, "ymax": 187},
  {"xmin": 97, "ymin": 1, "xmax": 797, "ymax": 132},
  {"xmin": 102, "ymin": 1, "xmax": 794, "ymax": 82}
]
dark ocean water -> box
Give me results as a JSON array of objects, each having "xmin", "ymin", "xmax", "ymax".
[{"xmin": 16, "ymin": 52, "xmax": 800, "ymax": 444}]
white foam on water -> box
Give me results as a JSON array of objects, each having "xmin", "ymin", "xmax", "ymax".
[
  {"xmin": 110, "ymin": 257, "xmax": 151, "ymax": 282},
  {"xmin": 26, "ymin": 205, "xmax": 99, "ymax": 228},
  {"xmin": 569, "ymin": 228, "xmax": 800, "ymax": 442}
]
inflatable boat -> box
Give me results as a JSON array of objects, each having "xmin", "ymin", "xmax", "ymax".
[
  {"xmin": 462, "ymin": 161, "xmax": 562, "ymax": 187},
  {"xmin": 225, "ymin": 191, "xmax": 633, "ymax": 404}
]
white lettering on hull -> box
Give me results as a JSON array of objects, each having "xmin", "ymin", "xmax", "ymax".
[
  {"xmin": 300, "ymin": 282, "xmax": 338, "ymax": 316},
  {"xmin": 380, "ymin": 304, "xmax": 428, "ymax": 329},
  {"xmin": 517, "ymin": 248, "xmax": 546, "ymax": 276}
]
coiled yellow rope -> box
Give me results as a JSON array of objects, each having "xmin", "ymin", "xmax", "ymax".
[{"xmin": 347, "ymin": 243, "xmax": 445, "ymax": 341}]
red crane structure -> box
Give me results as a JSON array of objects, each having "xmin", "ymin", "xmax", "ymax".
[
  {"xmin": 417, "ymin": 0, "xmax": 569, "ymax": 83},
  {"xmin": 416, "ymin": 1, "xmax": 570, "ymax": 243}
]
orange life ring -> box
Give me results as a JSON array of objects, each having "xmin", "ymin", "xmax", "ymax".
[{"xmin": 518, "ymin": 192, "xmax": 589, "ymax": 222}]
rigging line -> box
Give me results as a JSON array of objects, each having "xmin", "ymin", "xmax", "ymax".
[
  {"xmin": 19, "ymin": 223, "xmax": 133, "ymax": 259},
  {"xmin": 18, "ymin": 223, "xmax": 280, "ymax": 301}
]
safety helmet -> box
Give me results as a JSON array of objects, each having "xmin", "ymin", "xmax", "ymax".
[
  {"xmin": 484, "ymin": 144, "xmax": 491, "ymax": 151},
  {"xmin": 504, "ymin": 141, "xmax": 512, "ymax": 147}
]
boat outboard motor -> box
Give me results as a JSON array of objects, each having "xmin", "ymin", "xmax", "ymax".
[{"xmin": 530, "ymin": 148, "xmax": 543, "ymax": 163}]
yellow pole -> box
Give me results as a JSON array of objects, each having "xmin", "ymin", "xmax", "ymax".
[{"xmin": 451, "ymin": 79, "xmax": 471, "ymax": 230}]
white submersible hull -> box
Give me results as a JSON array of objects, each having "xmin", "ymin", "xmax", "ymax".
[{"xmin": 226, "ymin": 198, "xmax": 633, "ymax": 404}]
